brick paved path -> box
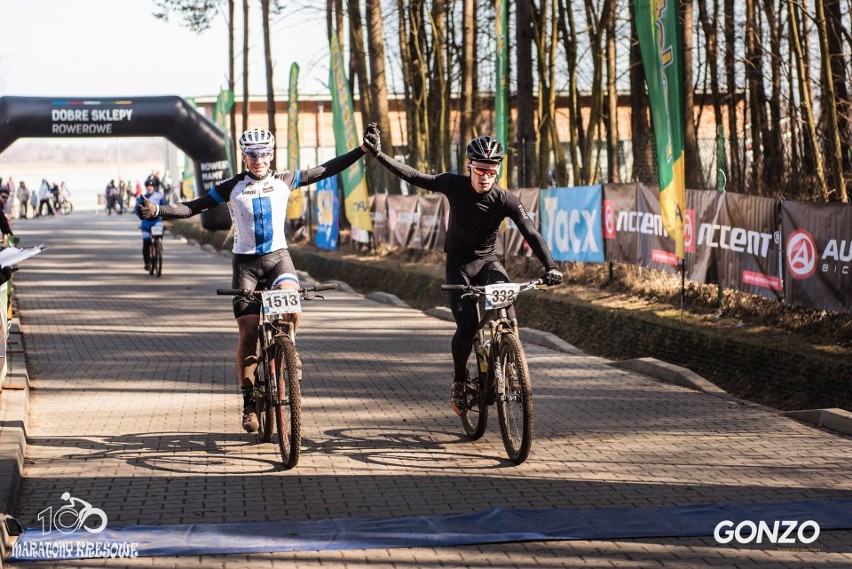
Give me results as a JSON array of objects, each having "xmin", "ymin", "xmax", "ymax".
[{"xmin": 6, "ymin": 213, "xmax": 852, "ymax": 567}]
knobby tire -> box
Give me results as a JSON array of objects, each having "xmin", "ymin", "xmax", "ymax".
[
  {"xmin": 273, "ymin": 336, "xmax": 301, "ymax": 469},
  {"xmin": 460, "ymin": 349, "xmax": 488, "ymax": 439},
  {"xmin": 496, "ymin": 332, "xmax": 533, "ymax": 464}
]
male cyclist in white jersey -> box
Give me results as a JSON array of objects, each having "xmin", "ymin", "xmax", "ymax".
[{"xmin": 139, "ymin": 128, "xmax": 367, "ymax": 433}]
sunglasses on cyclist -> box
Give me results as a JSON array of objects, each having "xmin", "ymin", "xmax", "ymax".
[
  {"xmin": 244, "ymin": 150, "xmax": 274, "ymax": 160},
  {"xmin": 469, "ymin": 165, "xmax": 499, "ymax": 177}
]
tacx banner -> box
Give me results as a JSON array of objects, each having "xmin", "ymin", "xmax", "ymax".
[
  {"xmin": 497, "ymin": 188, "xmax": 540, "ymax": 258},
  {"xmin": 0, "ymin": 95, "xmax": 232, "ymax": 230},
  {"xmin": 686, "ymin": 190, "xmax": 782, "ymax": 299},
  {"xmin": 540, "ymin": 186, "xmax": 605, "ymax": 263},
  {"xmin": 603, "ymin": 183, "xmax": 679, "ymax": 273},
  {"xmin": 418, "ymin": 194, "xmax": 448, "ymax": 251},
  {"xmin": 781, "ymin": 201, "xmax": 852, "ymax": 313},
  {"xmin": 387, "ymin": 195, "xmax": 419, "ymax": 249},
  {"xmin": 315, "ymin": 177, "xmax": 339, "ymax": 250},
  {"xmin": 370, "ymin": 194, "xmax": 389, "ymax": 245}
]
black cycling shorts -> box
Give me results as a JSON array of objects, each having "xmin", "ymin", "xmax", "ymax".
[{"xmin": 231, "ymin": 249, "xmax": 299, "ymax": 318}]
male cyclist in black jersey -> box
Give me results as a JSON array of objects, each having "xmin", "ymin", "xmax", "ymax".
[
  {"xmin": 139, "ymin": 127, "xmax": 367, "ymax": 433},
  {"xmin": 362, "ymin": 124, "xmax": 563, "ymax": 415}
]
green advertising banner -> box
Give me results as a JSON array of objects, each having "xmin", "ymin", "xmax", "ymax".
[
  {"xmin": 328, "ymin": 31, "xmax": 372, "ymax": 238},
  {"xmin": 212, "ymin": 89, "xmax": 236, "ymax": 176},
  {"xmin": 495, "ymin": 0, "xmax": 509, "ymax": 188},
  {"xmin": 286, "ymin": 63, "xmax": 303, "ymax": 220},
  {"xmin": 635, "ymin": 0, "xmax": 686, "ymax": 259}
]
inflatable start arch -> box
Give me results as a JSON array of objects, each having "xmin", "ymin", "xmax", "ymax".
[{"xmin": 0, "ymin": 95, "xmax": 233, "ymax": 230}]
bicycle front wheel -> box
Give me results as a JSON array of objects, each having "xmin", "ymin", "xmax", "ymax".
[
  {"xmin": 496, "ymin": 332, "xmax": 533, "ymax": 464},
  {"xmin": 460, "ymin": 350, "xmax": 488, "ymax": 439},
  {"xmin": 273, "ymin": 337, "xmax": 301, "ymax": 469},
  {"xmin": 60, "ymin": 201, "xmax": 73, "ymax": 215}
]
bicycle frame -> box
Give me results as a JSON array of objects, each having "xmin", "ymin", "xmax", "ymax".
[
  {"xmin": 441, "ymin": 279, "xmax": 544, "ymax": 464},
  {"xmin": 217, "ymin": 282, "xmax": 337, "ymax": 468}
]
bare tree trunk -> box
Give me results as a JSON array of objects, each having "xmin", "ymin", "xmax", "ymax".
[
  {"xmin": 605, "ymin": 0, "xmax": 619, "ymax": 183},
  {"xmin": 366, "ymin": 0, "xmax": 399, "ymax": 193},
  {"xmin": 556, "ymin": 0, "xmax": 581, "ymax": 184},
  {"xmin": 697, "ymin": 0, "xmax": 724, "ymax": 185},
  {"xmin": 681, "ymin": 0, "xmax": 706, "ymax": 188},
  {"xmin": 516, "ymin": 0, "xmax": 536, "ymax": 187},
  {"xmin": 427, "ymin": 0, "xmax": 448, "ymax": 172},
  {"xmin": 580, "ymin": 0, "xmax": 613, "ymax": 185},
  {"xmin": 227, "ymin": 0, "xmax": 237, "ymax": 169},
  {"xmin": 242, "ymin": 0, "xmax": 249, "ymax": 133},
  {"xmin": 349, "ymin": 0, "xmax": 372, "ymax": 120},
  {"xmin": 629, "ymin": 0, "xmax": 654, "ymax": 183},
  {"xmin": 788, "ymin": 0, "xmax": 830, "ymax": 200},
  {"xmin": 825, "ymin": 0, "xmax": 850, "ymax": 172},
  {"xmin": 745, "ymin": 0, "xmax": 767, "ymax": 195},
  {"xmin": 459, "ymin": 0, "xmax": 475, "ymax": 171},
  {"xmin": 724, "ymin": 0, "xmax": 742, "ymax": 191},
  {"xmin": 261, "ymin": 0, "xmax": 276, "ymax": 170},
  {"xmin": 815, "ymin": 0, "xmax": 848, "ymax": 201},
  {"xmin": 546, "ymin": 0, "xmax": 567, "ymax": 185},
  {"xmin": 762, "ymin": 0, "xmax": 785, "ymax": 191}
]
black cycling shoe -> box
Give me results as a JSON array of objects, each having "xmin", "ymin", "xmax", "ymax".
[{"xmin": 450, "ymin": 381, "xmax": 467, "ymax": 417}]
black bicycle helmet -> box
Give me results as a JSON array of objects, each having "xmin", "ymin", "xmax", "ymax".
[{"xmin": 466, "ymin": 136, "xmax": 504, "ymax": 164}]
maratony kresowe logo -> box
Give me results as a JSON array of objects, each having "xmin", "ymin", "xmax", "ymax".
[{"xmin": 11, "ymin": 493, "xmax": 139, "ymax": 560}]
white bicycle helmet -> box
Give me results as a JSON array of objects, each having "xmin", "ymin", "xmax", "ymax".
[{"xmin": 238, "ymin": 128, "xmax": 275, "ymax": 153}]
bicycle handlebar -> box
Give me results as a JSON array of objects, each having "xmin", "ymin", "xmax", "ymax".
[
  {"xmin": 216, "ymin": 282, "xmax": 339, "ymax": 296},
  {"xmin": 440, "ymin": 279, "xmax": 544, "ymax": 292}
]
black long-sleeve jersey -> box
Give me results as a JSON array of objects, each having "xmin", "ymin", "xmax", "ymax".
[{"xmin": 374, "ymin": 151, "xmax": 556, "ymax": 270}]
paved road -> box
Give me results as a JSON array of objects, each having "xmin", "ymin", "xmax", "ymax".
[{"xmin": 5, "ymin": 212, "xmax": 852, "ymax": 567}]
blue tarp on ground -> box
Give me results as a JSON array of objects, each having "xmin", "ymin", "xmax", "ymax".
[{"xmin": 9, "ymin": 499, "xmax": 852, "ymax": 561}]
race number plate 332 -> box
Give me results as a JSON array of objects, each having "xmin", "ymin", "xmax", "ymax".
[
  {"xmin": 484, "ymin": 283, "xmax": 521, "ymax": 310},
  {"xmin": 261, "ymin": 289, "xmax": 302, "ymax": 315}
]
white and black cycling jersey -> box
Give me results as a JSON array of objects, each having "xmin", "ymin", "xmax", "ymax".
[{"xmin": 209, "ymin": 171, "xmax": 303, "ymax": 255}]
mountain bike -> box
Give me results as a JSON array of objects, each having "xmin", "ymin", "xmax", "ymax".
[
  {"xmin": 441, "ymin": 279, "xmax": 547, "ymax": 464},
  {"xmin": 217, "ymin": 282, "xmax": 337, "ymax": 469},
  {"xmin": 148, "ymin": 223, "xmax": 164, "ymax": 277}
]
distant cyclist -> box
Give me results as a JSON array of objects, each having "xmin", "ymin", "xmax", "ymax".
[
  {"xmin": 137, "ymin": 181, "xmax": 167, "ymax": 272},
  {"xmin": 362, "ymin": 124, "xmax": 563, "ymax": 415},
  {"xmin": 138, "ymin": 128, "xmax": 367, "ymax": 433}
]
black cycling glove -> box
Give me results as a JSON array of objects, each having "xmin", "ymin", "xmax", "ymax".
[{"xmin": 362, "ymin": 122, "xmax": 381, "ymax": 156}]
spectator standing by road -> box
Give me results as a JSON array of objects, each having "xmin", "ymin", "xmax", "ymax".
[
  {"xmin": 17, "ymin": 181, "xmax": 30, "ymax": 219},
  {"xmin": 0, "ymin": 187, "xmax": 14, "ymax": 243},
  {"xmin": 105, "ymin": 180, "xmax": 118, "ymax": 215},
  {"xmin": 38, "ymin": 179, "xmax": 54, "ymax": 217}
]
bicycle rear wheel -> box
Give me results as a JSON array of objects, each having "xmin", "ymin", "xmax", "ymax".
[
  {"xmin": 273, "ymin": 336, "xmax": 301, "ymax": 469},
  {"xmin": 254, "ymin": 339, "xmax": 273, "ymax": 443},
  {"xmin": 60, "ymin": 201, "xmax": 73, "ymax": 215},
  {"xmin": 495, "ymin": 332, "xmax": 533, "ymax": 464},
  {"xmin": 460, "ymin": 350, "xmax": 488, "ymax": 440}
]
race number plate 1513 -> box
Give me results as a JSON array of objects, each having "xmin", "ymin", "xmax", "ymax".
[
  {"xmin": 261, "ymin": 289, "xmax": 302, "ymax": 315},
  {"xmin": 150, "ymin": 224, "xmax": 164, "ymax": 236},
  {"xmin": 484, "ymin": 283, "xmax": 521, "ymax": 310}
]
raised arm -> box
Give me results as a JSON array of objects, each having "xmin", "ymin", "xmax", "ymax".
[
  {"xmin": 276, "ymin": 147, "xmax": 365, "ymax": 188},
  {"xmin": 362, "ymin": 123, "xmax": 451, "ymax": 193},
  {"xmin": 137, "ymin": 193, "xmax": 218, "ymax": 220},
  {"xmin": 506, "ymin": 194, "xmax": 557, "ymax": 271}
]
